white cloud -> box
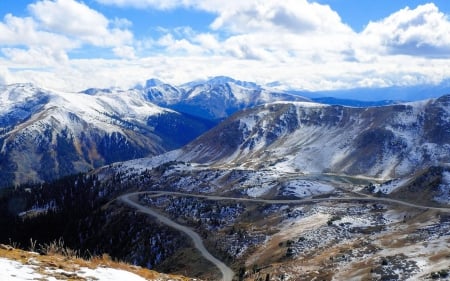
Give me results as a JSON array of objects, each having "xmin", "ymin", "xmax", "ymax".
[
  {"xmin": 0, "ymin": 66, "xmax": 8, "ymax": 85},
  {"xmin": 3, "ymin": 1, "xmax": 450, "ymax": 92},
  {"xmin": 29, "ymin": 0, "xmax": 133, "ymax": 47},
  {"xmin": 146, "ymin": 0, "xmax": 355, "ymax": 64},
  {"xmin": 112, "ymin": 17, "xmax": 133, "ymax": 29},
  {"xmin": 209, "ymin": 0, "xmax": 351, "ymax": 35},
  {"xmin": 361, "ymin": 3, "xmax": 450, "ymax": 57},
  {"xmin": 112, "ymin": 45, "xmax": 136, "ymax": 59},
  {"xmin": 157, "ymin": 33, "xmax": 204, "ymax": 55},
  {"xmin": 0, "ymin": 0, "xmax": 135, "ymax": 66},
  {"xmin": 95, "ymin": 0, "xmax": 186, "ymax": 9},
  {"xmin": 2, "ymin": 46, "xmax": 69, "ymax": 65},
  {"xmin": 0, "ymin": 14, "xmax": 76, "ymax": 49}
]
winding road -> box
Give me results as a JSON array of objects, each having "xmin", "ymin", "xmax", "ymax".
[
  {"xmin": 125, "ymin": 191, "xmax": 450, "ymax": 212},
  {"xmin": 119, "ymin": 190, "xmax": 450, "ymax": 281},
  {"xmin": 119, "ymin": 194, "xmax": 235, "ymax": 281}
]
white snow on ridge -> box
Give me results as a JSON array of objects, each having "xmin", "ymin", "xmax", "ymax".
[
  {"xmin": 55, "ymin": 88, "xmax": 167, "ymax": 121},
  {"xmin": 0, "ymin": 83, "xmax": 177, "ymax": 140},
  {"xmin": 0, "ymin": 84, "xmax": 46, "ymax": 115},
  {"xmin": 1, "ymin": 83, "xmax": 170, "ymax": 126},
  {"xmin": 115, "ymin": 149, "xmax": 182, "ymax": 173},
  {"xmin": 269, "ymin": 101, "xmax": 327, "ymax": 108},
  {"xmin": 228, "ymin": 83, "xmax": 251, "ymax": 103}
]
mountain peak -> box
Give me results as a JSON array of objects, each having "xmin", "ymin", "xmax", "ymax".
[
  {"xmin": 206, "ymin": 76, "xmax": 261, "ymax": 89},
  {"xmin": 180, "ymin": 76, "xmax": 261, "ymax": 90},
  {"xmin": 144, "ymin": 78, "xmax": 165, "ymax": 88}
]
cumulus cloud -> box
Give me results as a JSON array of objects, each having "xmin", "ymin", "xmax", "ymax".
[
  {"xmin": 95, "ymin": 0, "xmax": 185, "ymax": 9},
  {"xmin": 209, "ymin": 0, "xmax": 351, "ymax": 35},
  {"xmin": 0, "ymin": 14, "xmax": 75, "ymax": 49},
  {"xmin": 29, "ymin": 0, "xmax": 133, "ymax": 47},
  {"xmin": 2, "ymin": 46, "xmax": 69, "ymax": 65},
  {"xmin": 3, "ymin": 0, "xmax": 450, "ymax": 92},
  {"xmin": 0, "ymin": 0, "xmax": 135, "ymax": 65},
  {"xmin": 145, "ymin": 0, "xmax": 355, "ymax": 64},
  {"xmin": 0, "ymin": 66, "xmax": 8, "ymax": 85},
  {"xmin": 361, "ymin": 3, "xmax": 450, "ymax": 57},
  {"xmin": 112, "ymin": 45, "xmax": 136, "ymax": 59}
]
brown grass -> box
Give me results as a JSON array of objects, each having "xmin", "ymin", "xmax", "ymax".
[
  {"xmin": 0, "ymin": 244, "xmax": 195, "ymax": 281},
  {"xmin": 429, "ymin": 251, "xmax": 450, "ymax": 263}
]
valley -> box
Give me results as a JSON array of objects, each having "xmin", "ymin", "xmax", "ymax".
[
  {"xmin": 3, "ymin": 0, "xmax": 450, "ymax": 279},
  {"xmin": 1, "ymin": 78, "xmax": 450, "ymax": 280},
  {"xmin": 111, "ymin": 169, "xmax": 450, "ymax": 281}
]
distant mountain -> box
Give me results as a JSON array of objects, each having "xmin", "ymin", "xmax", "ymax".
[
  {"xmin": 0, "ymin": 84, "xmax": 213, "ymax": 187},
  {"xmin": 299, "ymin": 80, "xmax": 450, "ymax": 102},
  {"xmin": 141, "ymin": 76, "xmax": 309, "ymax": 120},
  {"xmin": 311, "ymin": 97, "xmax": 400, "ymax": 107},
  {"xmin": 177, "ymin": 96, "xmax": 450, "ymax": 179},
  {"xmin": 5, "ymin": 76, "xmax": 450, "ymax": 187}
]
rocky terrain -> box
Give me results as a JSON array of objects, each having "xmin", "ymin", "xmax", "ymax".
[
  {"xmin": 1, "ymin": 80, "xmax": 450, "ymax": 280},
  {"xmin": 0, "ymin": 77, "xmax": 306, "ymax": 188},
  {"xmin": 178, "ymin": 96, "xmax": 450, "ymax": 179}
]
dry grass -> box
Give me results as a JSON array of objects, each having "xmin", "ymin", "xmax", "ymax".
[
  {"xmin": 38, "ymin": 238, "xmax": 80, "ymax": 258},
  {"xmin": 0, "ymin": 244, "xmax": 195, "ymax": 281}
]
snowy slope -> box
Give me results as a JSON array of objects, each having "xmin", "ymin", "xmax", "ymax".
[
  {"xmin": 179, "ymin": 96, "xmax": 450, "ymax": 179},
  {"xmin": 0, "ymin": 246, "xmax": 194, "ymax": 281},
  {"xmin": 142, "ymin": 76, "xmax": 309, "ymax": 120},
  {"xmin": 0, "ymin": 84, "xmax": 211, "ymax": 187},
  {"xmin": 0, "ymin": 258, "xmax": 150, "ymax": 281}
]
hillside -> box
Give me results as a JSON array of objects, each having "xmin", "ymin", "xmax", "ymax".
[
  {"xmin": 178, "ymin": 96, "xmax": 450, "ymax": 179},
  {"xmin": 0, "ymin": 83, "xmax": 213, "ymax": 187},
  {"xmin": 0, "ymin": 78, "xmax": 309, "ymax": 188}
]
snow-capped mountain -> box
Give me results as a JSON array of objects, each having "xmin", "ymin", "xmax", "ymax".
[
  {"xmin": 178, "ymin": 95, "xmax": 450, "ymax": 179},
  {"xmin": 0, "ymin": 84, "xmax": 213, "ymax": 187},
  {"xmin": 142, "ymin": 76, "xmax": 309, "ymax": 120}
]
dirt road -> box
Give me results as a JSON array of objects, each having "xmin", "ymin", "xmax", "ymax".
[{"xmin": 119, "ymin": 194, "xmax": 235, "ymax": 281}]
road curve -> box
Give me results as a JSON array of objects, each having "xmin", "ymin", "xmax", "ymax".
[
  {"xmin": 118, "ymin": 190, "xmax": 450, "ymax": 281},
  {"xmin": 119, "ymin": 194, "xmax": 234, "ymax": 281},
  {"xmin": 128, "ymin": 191, "xmax": 450, "ymax": 213}
]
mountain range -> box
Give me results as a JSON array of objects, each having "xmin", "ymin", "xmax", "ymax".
[
  {"xmin": 2, "ymin": 77, "xmax": 450, "ymax": 280},
  {"xmin": 141, "ymin": 76, "xmax": 308, "ymax": 120},
  {"xmin": 1, "ymin": 76, "xmax": 450, "ymax": 188},
  {"xmin": 0, "ymin": 77, "xmax": 306, "ymax": 187}
]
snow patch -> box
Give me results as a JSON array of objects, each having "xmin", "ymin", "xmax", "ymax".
[
  {"xmin": 282, "ymin": 180, "xmax": 334, "ymax": 198},
  {"xmin": 76, "ymin": 267, "xmax": 148, "ymax": 281},
  {"xmin": 0, "ymin": 258, "xmax": 43, "ymax": 280},
  {"xmin": 0, "ymin": 257, "xmax": 149, "ymax": 281},
  {"xmin": 372, "ymin": 178, "xmax": 410, "ymax": 194}
]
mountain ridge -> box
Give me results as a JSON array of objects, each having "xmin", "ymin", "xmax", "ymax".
[
  {"xmin": 0, "ymin": 84, "xmax": 213, "ymax": 187},
  {"xmin": 170, "ymin": 96, "xmax": 450, "ymax": 179},
  {"xmin": 0, "ymin": 78, "xmax": 312, "ymax": 188}
]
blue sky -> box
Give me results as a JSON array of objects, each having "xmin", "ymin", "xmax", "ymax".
[
  {"xmin": 316, "ymin": 0, "xmax": 450, "ymax": 30},
  {"xmin": 1, "ymin": 0, "xmax": 450, "ymax": 92}
]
